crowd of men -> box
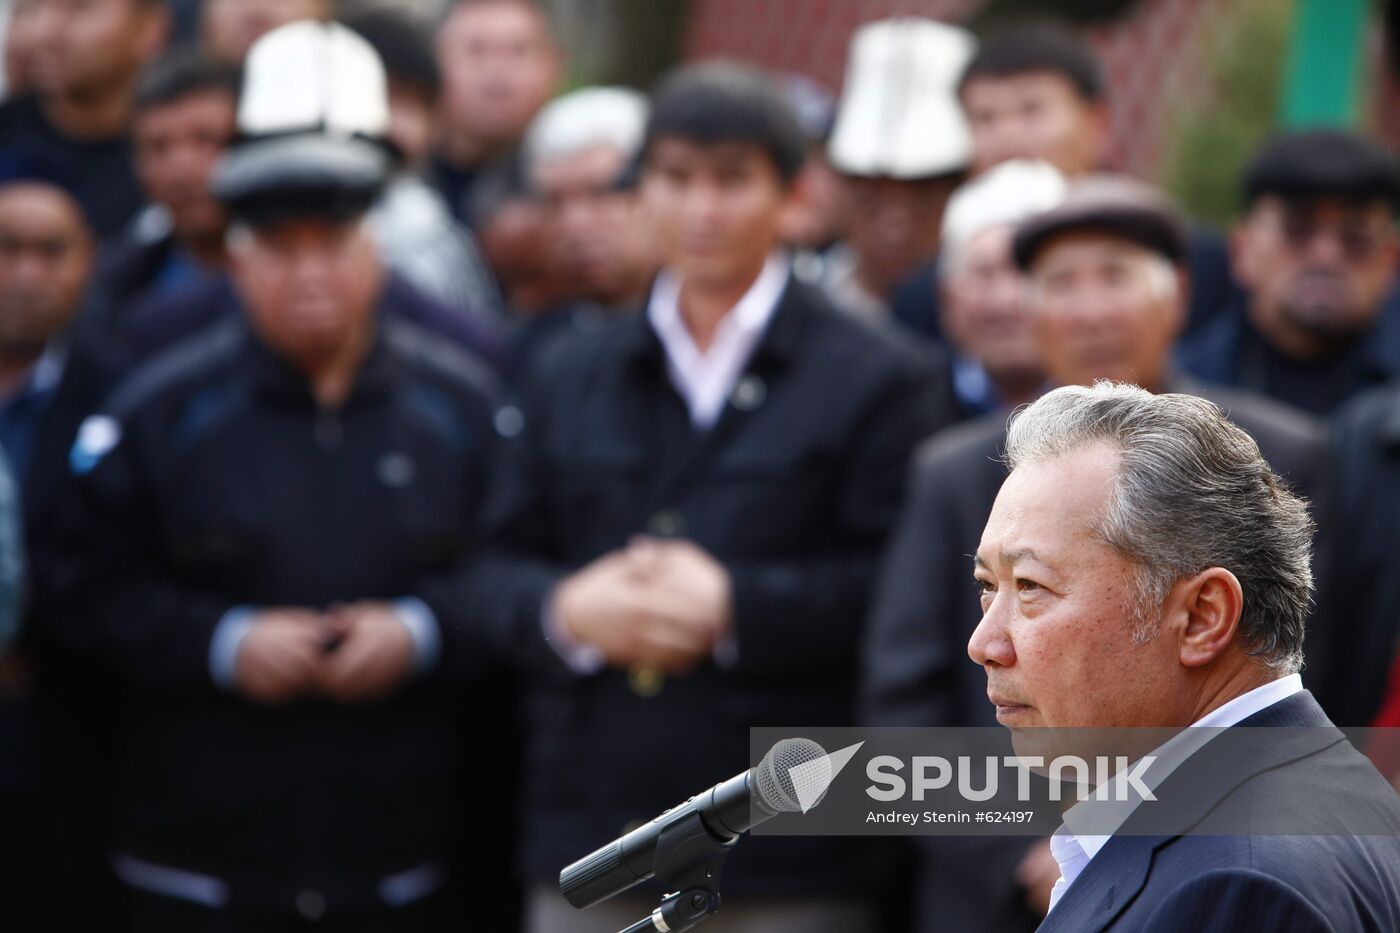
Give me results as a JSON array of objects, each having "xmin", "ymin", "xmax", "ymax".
[{"xmin": 0, "ymin": 1, "xmax": 1398, "ymax": 931}]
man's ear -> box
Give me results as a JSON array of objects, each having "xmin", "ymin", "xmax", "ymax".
[{"xmin": 1170, "ymin": 567, "xmax": 1244, "ymax": 668}]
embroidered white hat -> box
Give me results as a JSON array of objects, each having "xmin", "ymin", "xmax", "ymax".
[
  {"xmin": 212, "ymin": 19, "xmax": 393, "ymax": 220},
  {"xmin": 828, "ymin": 18, "xmax": 977, "ymax": 180}
]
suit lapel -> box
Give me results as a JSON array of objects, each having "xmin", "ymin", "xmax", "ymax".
[
  {"xmin": 1036, "ymin": 692, "xmax": 1342, "ymax": 932},
  {"xmin": 639, "ymin": 277, "xmax": 808, "ymax": 520},
  {"xmin": 1037, "ymin": 834, "xmax": 1166, "ymax": 933}
]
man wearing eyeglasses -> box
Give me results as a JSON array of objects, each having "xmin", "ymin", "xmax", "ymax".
[{"xmin": 1179, "ymin": 130, "xmax": 1400, "ymax": 416}]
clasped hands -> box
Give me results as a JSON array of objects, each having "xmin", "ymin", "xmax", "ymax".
[
  {"xmin": 552, "ymin": 536, "xmax": 733, "ymax": 674},
  {"xmin": 234, "ymin": 602, "xmax": 416, "ymax": 704}
]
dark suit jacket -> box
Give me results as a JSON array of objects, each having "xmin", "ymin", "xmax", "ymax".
[
  {"xmin": 469, "ymin": 273, "xmax": 960, "ymax": 898},
  {"xmin": 1039, "ymin": 691, "xmax": 1400, "ymax": 932},
  {"xmin": 1324, "ymin": 380, "xmax": 1400, "ymax": 725},
  {"xmin": 860, "ymin": 377, "xmax": 1331, "ymax": 932}
]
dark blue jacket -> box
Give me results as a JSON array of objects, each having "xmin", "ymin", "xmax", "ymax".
[
  {"xmin": 472, "ymin": 274, "xmax": 959, "ymax": 898},
  {"xmin": 1038, "ymin": 691, "xmax": 1400, "ymax": 932},
  {"xmin": 1176, "ymin": 293, "xmax": 1400, "ymax": 417},
  {"xmin": 43, "ymin": 313, "xmax": 504, "ymax": 913}
]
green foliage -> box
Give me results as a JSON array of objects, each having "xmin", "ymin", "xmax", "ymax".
[{"xmin": 1158, "ymin": 0, "xmax": 1294, "ymax": 226}]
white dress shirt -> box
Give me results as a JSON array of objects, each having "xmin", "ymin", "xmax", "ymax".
[
  {"xmin": 542, "ymin": 254, "xmax": 791, "ymax": 673},
  {"xmin": 646, "ymin": 251, "xmax": 790, "ymax": 429},
  {"xmin": 1045, "ymin": 673, "xmax": 1305, "ymax": 914}
]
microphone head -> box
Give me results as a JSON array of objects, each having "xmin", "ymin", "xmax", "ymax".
[{"xmin": 753, "ymin": 737, "xmax": 831, "ymax": 814}]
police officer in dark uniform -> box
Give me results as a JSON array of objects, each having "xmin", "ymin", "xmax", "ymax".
[{"xmin": 45, "ymin": 23, "xmax": 508, "ymax": 932}]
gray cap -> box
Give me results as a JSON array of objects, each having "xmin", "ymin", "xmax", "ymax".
[{"xmin": 1013, "ymin": 174, "xmax": 1188, "ymax": 270}]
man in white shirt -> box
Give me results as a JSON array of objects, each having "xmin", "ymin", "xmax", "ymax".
[
  {"xmin": 472, "ymin": 61, "xmax": 957, "ymax": 933},
  {"xmin": 969, "ymin": 380, "xmax": 1400, "ymax": 932}
]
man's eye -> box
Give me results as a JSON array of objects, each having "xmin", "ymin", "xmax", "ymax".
[
  {"xmin": 1016, "ymin": 579, "xmax": 1041, "ymax": 592},
  {"xmin": 975, "ymin": 578, "xmax": 996, "ymax": 594}
]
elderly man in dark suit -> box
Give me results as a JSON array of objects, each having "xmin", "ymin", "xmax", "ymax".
[
  {"xmin": 861, "ymin": 175, "xmax": 1332, "ymax": 932},
  {"xmin": 970, "ymin": 381, "xmax": 1400, "ymax": 932},
  {"xmin": 473, "ymin": 62, "xmax": 957, "ymax": 932}
]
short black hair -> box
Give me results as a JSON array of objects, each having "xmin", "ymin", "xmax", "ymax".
[
  {"xmin": 135, "ymin": 48, "xmax": 239, "ymax": 113},
  {"xmin": 0, "ymin": 145, "xmax": 92, "ymax": 231},
  {"xmin": 1244, "ymin": 129, "xmax": 1400, "ymax": 211},
  {"xmin": 642, "ymin": 62, "xmax": 806, "ymax": 183},
  {"xmin": 959, "ymin": 20, "xmax": 1103, "ymax": 103},
  {"xmin": 342, "ymin": 9, "xmax": 441, "ymax": 100}
]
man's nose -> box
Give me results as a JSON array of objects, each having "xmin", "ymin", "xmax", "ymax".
[
  {"xmin": 1300, "ymin": 226, "xmax": 1349, "ymax": 266},
  {"xmin": 968, "ymin": 596, "xmax": 1015, "ymax": 668}
]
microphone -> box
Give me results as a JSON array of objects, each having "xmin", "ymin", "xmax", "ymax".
[{"xmin": 559, "ymin": 738, "xmax": 831, "ymax": 910}]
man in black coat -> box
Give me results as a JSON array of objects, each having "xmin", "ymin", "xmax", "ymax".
[
  {"xmin": 861, "ymin": 175, "xmax": 1332, "ymax": 933},
  {"xmin": 0, "ymin": 150, "xmax": 131, "ymax": 924},
  {"xmin": 473, "ymin": 63, "xmax": 957, "ymax": 932},
  {"xmin": 43, "ymin": 22, "xmax": 512, "ymax": 932},
  {"xmin": 86, "ymin": 50, "xmax": 239, "ymax": 329},
  {"xmin": 1322, "ymin": 383, "xmax": 1400, "ymax": 728},
  {"xmin": 1177, "ymin": 130, "xmax": 1400, "ymax": 416}
]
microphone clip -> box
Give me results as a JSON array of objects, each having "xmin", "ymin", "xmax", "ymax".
[{"xmin": 616, "ymin": 809, "xmax": 736, "ymax": 933}]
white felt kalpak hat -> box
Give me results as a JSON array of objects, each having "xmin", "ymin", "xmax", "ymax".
[
  {"xmin": 828, "ymin": 18, "xmax": 977, "ymax": 180},
  {"xmin": 212, "ymin": 19, "xmax": 393, "ymax": 217}
]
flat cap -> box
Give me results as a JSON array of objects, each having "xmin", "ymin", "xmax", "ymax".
[
  {"xmin": 1013, "ymin": 173, "xmax": 1188, "ymax": 270},
  {"xmin": 1245, "ymin": 129, "xmax": 1399, "ymax": 208}
]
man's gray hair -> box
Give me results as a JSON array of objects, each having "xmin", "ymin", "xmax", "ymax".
[{"xmin": 1004, "ymin": 381, "xmax": 1314, "ymax": 673}]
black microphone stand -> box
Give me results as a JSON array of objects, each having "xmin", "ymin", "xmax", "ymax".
[{"xmin": 615, "ymin": 809, "xmax": 736, "ymax": 933}]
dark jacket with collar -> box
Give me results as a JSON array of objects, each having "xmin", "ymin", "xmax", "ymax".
[
  {"xmin": 41, "ymin": 314, "xmax": 504, "ymax": 912},
  {"xmin": 469, "ymin": 273, "xmax": 958, "ymax": 897},
  {"xmin": 1037, "ymin": 690, "xmax": 1400, "ymax": 933},
  {"xmin": 86, "ymin": 228, "xmax": 215, "ymax": 338},
  {"xmin": 1322, "ymin": 381, "xmax": 1400, "ymax": 725},
  {"xmin": 859, "ymin": 377, "xmax": 1333, "ymax": 933},
  {"xmin": 1176, "ymin": 294, "xmax": 1400, "ymax": 417}
]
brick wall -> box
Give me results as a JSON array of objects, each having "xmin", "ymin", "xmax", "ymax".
[{"xmin": 683, "ymin": 0, "xmax": 1228, "ymax": 180}]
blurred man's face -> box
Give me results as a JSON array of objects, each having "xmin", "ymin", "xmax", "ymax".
[
  {"xmin": 133, "ymin": 89, "xmax": 236, "ymax": 247},
  {"xmin": 1233, "ymin": 195, "xmax": 1399, "ymax": 355},
  {"xmin": 229, "ymin": 218, "xmax": 382, "ymax": 366},
  {"xmin": 778, "ymin": 148, "xmax": 851, "ymax": 250},
  {"xmin": 1031, "ymin": 232, "xmax": 1183, "ymax": 392},
  {"xmin": 200, "ymin": 0, "xmax": 328, "ymax": 65},
  {"xmin": 843, "ymin": 174, "xmax": 954, "ymax": 297},
  {"xmin": 642, "ymin": 138, "xmax": 790, "ymax": 290},
  {"xmin": 23, "ymin": 0, "xmax": 167, "ymax": 98},
  {"xmin": 942, "ymin": 224, "xmax": 1040, "ymax": 384},
  {"xmin": 962, "ymin": 72, "xmax": 1107, "ymax": 178},
  {"xmin": 478, "ymin": 196, "xmax": 569, "ymax": 314},
  {"xmin": 534, "ymin": 143, "xmax": 657, "ymax": 305},
  {"xmin": 0, "ymin": 183, "xmax": 92, "ymax": 359},
  {"xmin": 436, "ymin": 0, "xmax": 559, "ymax": 152},
  {"xmin": 970, "ymin": 442, "xmax": 1183, "ymax": 730}
]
